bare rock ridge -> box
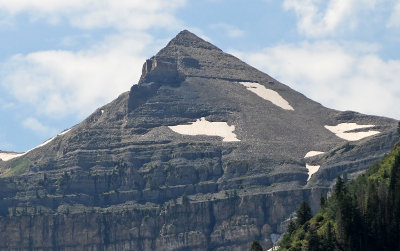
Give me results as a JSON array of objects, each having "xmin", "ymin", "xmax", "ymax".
[{"xmin": 0, "ymin": 30, "xmax": 398, "ymax": 251}]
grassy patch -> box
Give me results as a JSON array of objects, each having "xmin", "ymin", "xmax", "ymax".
[{"xmin": 1, "ymin": 159, "xmax": 30, "ymax": 177}]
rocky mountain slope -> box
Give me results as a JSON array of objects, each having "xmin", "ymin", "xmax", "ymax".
[{"xmin": 0, "ymin": 30, "xmax": 398, "ymax": 250}]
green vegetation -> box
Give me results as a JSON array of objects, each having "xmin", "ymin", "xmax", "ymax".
[
  {"xmin": 295, "ymin": 201, "xmax": 312, "ymax": 227},
  {"xmin": 1, "ymin": 159, "xmax": 30, "ymax": 177},
  {"xmin": 278, "ymin": 145, "xmax": 400, "ymax": 251}
]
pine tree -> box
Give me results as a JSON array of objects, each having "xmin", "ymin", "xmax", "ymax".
[
  {"xmin": 334, "ymin": 176, "xmax": 345, "ymax": 196},
  {"xmin": 388, "ymin": 153, "xmax": 400, "ymax": 250},
  {"xmin": 296, "ymin": 201, "xmax": 312, "ymax": 227},
  {"xmin": 250, "ymin": 240, "xmax": 263, "ymax": 251},
  {"xmin": 320, "ymin": 194, "xmax": 326, "ymax": 208},
  {"xmin": 277, "ymin": 147, "xmax": 400, "ymax": 250},
  {"xmin": 287, "ymin": 219, "xmax": 296, "ymax": 234},
  {"xmin": 305, "ymin": 226, "xmax": 320, "ymax": 251},
  {"xmin": 322, "ymin": 222, "xmax": 336, "ymax": 251}
]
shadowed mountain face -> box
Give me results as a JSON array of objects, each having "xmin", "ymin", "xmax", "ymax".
[{"xmin": 0, "ymin": 30, "xmax": 398, "ymax": 250}]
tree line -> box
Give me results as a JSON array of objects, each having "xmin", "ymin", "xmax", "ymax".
[{"xmin": 277, "ymin": 144, "xmax": 400, "ymax": 250}]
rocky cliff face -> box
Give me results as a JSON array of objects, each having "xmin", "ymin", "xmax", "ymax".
[{"xmin": 0, "ymin": 30, "xmax": 398, "ymax": 250}]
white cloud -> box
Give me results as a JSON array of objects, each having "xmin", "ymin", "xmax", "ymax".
[
  {"xmin": 0, "ymin": 1, "xmax": 189, "ymax": 151},
  {"xmin": 0, "ymin": 32, "xmax": 151, "ymax": 119},
  {"xmin": 283, "ymin": 0, "xmax": 379, "ymax": 37},
  {"xmin": 0, "ymin": 1, "xmax": 188, "ymax": 120},
  {"xmin": 0, "ymin": 0, "xmax": 186, "ymax": 30},
  {"xmin": 388, "ymin": 2, "xmax": 400, "ymax": 28},
  {"xmin": 22, "ymin": 117, "xmax": 58, "ymax": 136},
  {"xmin": 230, "ymin": 41, "xmax": 400, "ymax": 119},
  {"xmin": 210, "ymin": 23, "xmax": 245, "ymax": 38}
]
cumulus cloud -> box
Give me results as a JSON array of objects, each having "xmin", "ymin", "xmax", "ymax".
[
  {"xmin": 230, "ymin": 41, "xmax": 400, "ymax": 119},
  {"xmin": 0, "ymin": 0, "xmax": 190, "ymax": 150},
  {"xmin": 0, "ymin": 0, "xmax": 189, "ymax": 121},
  {"xmin": 0, "ymin": 0, "xmax": 186, "ymax": 30},
  {"xmin": 283, "ymin": 0, "xmax": 379, "ymax": 37},
  {"xmin": 0, "ymin": 32, "xmax": 151, "ymax": 118}
]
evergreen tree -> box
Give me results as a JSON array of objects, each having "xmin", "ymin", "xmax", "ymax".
[
  {"xmin": 320, "ymin": 194, "xmax": 326, "ymax": 208},
  {"xmin": 296, "ymin": 201, "xmax": 312, "ymax": 227},
  {"xmin": 334, "ymin": 176, "xmax": 345, "ymax": 196},
  {"xmin": 278, "ymin": 147, "xmax": 400, "ymax": 251},
  {"xmin": 250, "ymin": 240, "xmax": 263, "ymax": 251},
  {"xmin": 388, "ymin": 153, "xmax": 400, "ymax": 250},
  {"xmin": 287, "ymin": 220, "xmax": 296, "ymax": 234},
  {"xmin": 322, "ymin": 222, "xmax": 336, "ymax": 251},
  {"xmin": 305, "ymin": 226, "xmax": 320, "ymax": 251}
]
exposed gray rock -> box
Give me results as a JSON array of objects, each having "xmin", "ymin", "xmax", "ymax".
[{"xmin": 0, "ymin": 30, "xmax": 398, "ymax": 250}]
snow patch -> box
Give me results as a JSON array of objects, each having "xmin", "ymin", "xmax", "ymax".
[
  {"xmin": 306, "ymin": 164, "xmax": 320, "ymax": 181},
  {"xmin": 325, "ymin": 123, "xmax": 380, "ymax": 141},
  {"xmin": 304, "ymin": 151, "xmax": 325, "ymax": 158},
  {"xmin": 0, "ymin": 152, "xmax": 24, "ymax": 161},
  {"xmin": 26, "ymin": 128, "xmax": 72, "ymax": 154},
  {"xmin": 168, "ymin": 117, "xmax": 240, "ymax": 142},
  {"xmin": 101, "ymin": 109, "xmax": 104, "ymax": 114},
  {"xmin": 58, "ymin": 128, "xmax": 71, "ymax": 136},
  {"xmin": 239, "ymin": 82, "xmax": 294, "ymax": 110},
  {"xmin": 0, "ymin": 128, "xmax": 72, "ymax": 162}
]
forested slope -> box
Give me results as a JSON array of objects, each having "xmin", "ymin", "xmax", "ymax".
[{"xmin": 278, "ymin": 139, "xmax": 400, "ymax": 251}]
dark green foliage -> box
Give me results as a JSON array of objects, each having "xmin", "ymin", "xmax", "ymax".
[
  {"xmin": 250, "ymin": 240, "xmax": 263, "ymax": 251},
  {"xmin": 387, "ymin": 152, "xmax": 400, "ymax": 250},
  {"xmin": 321, "ymin": 222, "xmax": 336, "ymax": 251},
  {"xmin": 287, "ymin": 220, "xmax": 296, "ymax": 234},
  {"xmin": 334, "ymin": 176, "xmax": 344, "ymax": 196},
  {"xmin": 320, "ymin": 194, "xmax": 326, "ymax": 208},
  {"xmin": 295, "ymin": 201, "xmax": 312, "ymax": 227},
  {"xmin": 304, "ymin": 226, "xmax": 320, "ymax": 251},
  {"xmin": 278, "ymin": 145, "xmax": 400, "ymax": 251}
]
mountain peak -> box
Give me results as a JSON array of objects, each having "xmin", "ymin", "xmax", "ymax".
[
  {"xmin": 165, "ymin": 30, "xmax": 220, "ymax": 50},
  {"xmin": 1, "ymin": 28, "xmax": 399, "ymax": 251},
  {"xmin": 136, "ymin": 30, "xmax": 263, "ymax": 87}
]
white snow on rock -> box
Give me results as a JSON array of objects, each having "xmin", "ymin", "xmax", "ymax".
[
  {"xmin": 304, "ymin": 151, "xmax": 325, "ymax": 158},
  {"xmin": 239, "ymin": 82, "xmax": 294, "ymax": 110},
  {"xmin": 306, "ymin": 164, "xmax": 320, "ymax": 181},
  {"xmin": 304, "ymin": 152, "xmax": 324, "ymax": 181},
  {"xmin": 0, "ymin": 128, "xmax": 72, "ymax": 162},
  {"xmin": 0, "ymin": 152, "xmax": 24, "ymax": 161},
  {"xmin": 26, "ymin": 128, "xmax": 72, "ymax": 155},
  {"xmin": 168, "ymin": 117, "xmax": 240, "ymax": 142},
  {"xmin": 58, "ymin": 128, "xmax": 71, "ymax": 136},
  {"xmin": 325, "ymin": 123, "xmax": 380, "ymax": 141}
]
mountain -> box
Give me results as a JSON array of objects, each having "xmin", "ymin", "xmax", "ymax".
[
  {"xmin": 278, "ymin": 141, "xmax": 400, "ymax": 251},
  {"xmin": 0, "ymin": 30, "xmax": 398, "ymax": 250},
  {"xmin": 0, "ymin": 151, "xmax": 24, "ymax": 162}
]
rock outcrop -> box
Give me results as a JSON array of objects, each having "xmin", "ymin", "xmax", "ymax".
[{"xmin": 0, "ymin": 30, "xmax": 398, "ymax": 250}]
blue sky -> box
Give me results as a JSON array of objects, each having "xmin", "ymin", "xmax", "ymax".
[{"xmin": 0, "ymin": 0, "xmax": 399, "ymax": 152}]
